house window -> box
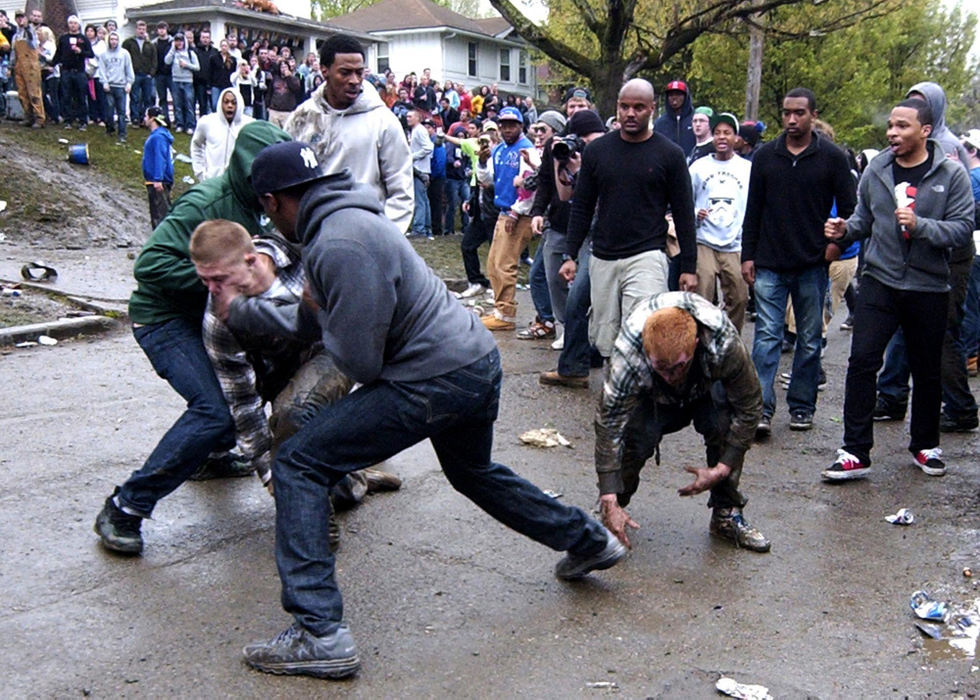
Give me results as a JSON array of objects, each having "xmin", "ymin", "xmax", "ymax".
[
  {"xmin": 377, "ymin": 42, "xmax": 390, "ymax": 74},
  {"xmin": 499, "ymin": 48, "xmax": 510, "ymax": 82},
  {"xmin": 518, "ymin": 50, "xmax": 527, "ymax": 84},
  {"xmin": 468, "ymin": 42, "xmax": 477, "ymax": 77}
]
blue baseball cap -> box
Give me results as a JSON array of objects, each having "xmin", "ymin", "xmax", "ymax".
[{"xmin": 497, "ymin": 106, "xmax": 523, "ymax": 123}]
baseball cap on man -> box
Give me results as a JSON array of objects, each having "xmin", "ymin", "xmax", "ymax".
[
  {"xmin": 563, "ymin": 86, "xmax": 592, "ymax": 103},
  {"xmin": 251, "ymin": 141, "xmax": 329, "ymax": 195},
  {"xmin": 711, "ymin": 112, "xmax": 739, "ymax": 134},
  {"xmin": 694, "ymin": 106, "xmax": 714, "ymax": 118},
  {"xmin": 665, "ymin": 80, "xmax": 688, "ymax": 94},
  {"xmin": 962, "ymin": 129, "xmax": 980, "ymax": 150},
  {"xmin": 497, "ymin": 106, "xmax": 523, "ymax": 123},
  {"xmin": 482, "ymin": 120, "xmax": 498, "ymax": 132}
]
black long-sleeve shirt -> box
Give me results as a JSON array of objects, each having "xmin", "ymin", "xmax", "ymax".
[
  {"xmin": 741, "ymin": 131, "xmax": 856, "ymax": 270},
  {"xmin": 529, "ymin": 137, "xmax": 570, "ymax": 232},
  {"xmin": 564, "ymin": 131, "xmax": 697, "ymax": 274},
  {"xmin": 53, "ymin": 32, "xmax": 93, "ymax": 72}
]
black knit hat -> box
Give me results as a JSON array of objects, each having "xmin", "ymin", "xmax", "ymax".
[{"xmin": 566, "ymin": 110, "xmax": 605, "ymax": 136}]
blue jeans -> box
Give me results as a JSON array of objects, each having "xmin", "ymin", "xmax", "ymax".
[
  {"xmin": 273, "ymin": 348, "xmax": 607, "ymax": 636},
  {"xmin": 528, "ymin": 248, "xmax": 553, "ymax": 323},
  {"xmin": 557, "ymin": 238, "xmax": 593, "ymax": 377},
  {"xmin": 130, "ymin": 73, "xmax": 154, "ymax": 124},
  {"xmin": 410, "ymin": 174, "xmax": 431, "ymax": 235},
  {"xmin": 118, "ymin": 318, "xmax": 235, "ymax": 516},
  {"xmin": 444, "ymin": 178, "xmax": 470, "ymax": 233},
  {"xmin": 173, "ymin": 81, "xmax": 195, "ymax": 130},
  {"xmin": 958, "ymin": 256, "xmax": 980, "ymax": 359},
  {"xmin": 44, "ymin": 76, "xmax": 60, "ymax": 123},
  {"xmin": 751, "ymin": 265, "xmax": 827, "ymax": 417},
  {"xmin": 105, "ymin": 86, "xmax": 127, "ymax": 138},
  {"xmin": 154, "ymin": 74, "xmax": 173, "ymax": 121}
]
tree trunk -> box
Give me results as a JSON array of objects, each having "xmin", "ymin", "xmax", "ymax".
[
  {"xmin": 744, "ymin": 10, "xmax": 765, "ymax": 120},
  {"xmin": 41, "ymin": 0, "xmax": 80, "ymax": 35}
]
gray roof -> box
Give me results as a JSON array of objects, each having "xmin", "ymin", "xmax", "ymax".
[{"xmin": 327, "ymin": 0, "xmax": 509, "ymax": 37}]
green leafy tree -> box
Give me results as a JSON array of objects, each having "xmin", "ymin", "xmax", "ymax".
[
  {"xmin": 490, "ymin": 0, "xmax": 897, "ymax": 116},
  {"xmin": 690, "ymin": 0, "xmax": 976, "ymax": 149}
]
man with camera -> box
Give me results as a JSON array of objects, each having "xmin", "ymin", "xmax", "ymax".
[
  {"xmin": 476, "ymin": 106, "xmax": 536, "ymax": 330},
  {"xmin": 560, "ymin": 79, "xmax": 698, "ymax": 359},
  {"xmin": 535, "ymin": 109, "xmax": 607, "ymax": 387}
]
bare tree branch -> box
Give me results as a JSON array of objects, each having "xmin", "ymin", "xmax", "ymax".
[{"xmin": 488, "ymin": 0, "xmax": 597, "ymax": 75}]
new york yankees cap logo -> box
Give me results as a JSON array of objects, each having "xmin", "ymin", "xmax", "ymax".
[{"xmin": 251, "ymin": 141, "xmax": 331, "ymax": 195}]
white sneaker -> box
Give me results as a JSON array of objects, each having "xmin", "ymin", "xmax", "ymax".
[
  {"xmin": 551, "ymin": 332, "xmax": 564, "ymax": 351},
  {"xmin": 456, "ymin": 283, "xmax": 486, "ymax": 299}
]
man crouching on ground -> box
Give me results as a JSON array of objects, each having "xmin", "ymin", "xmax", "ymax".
[
  {"xmin": 240, "ymin": 141, "xmax": 626, "ymax": 680},
  {"xmin": 596, "ymin": 291, "xmax": 771, "ymax": 553}
]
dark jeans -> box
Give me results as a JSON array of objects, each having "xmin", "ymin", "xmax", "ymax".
[
  {"xmin": 617, "ymin": 388, "xmax": 746, "ymax": 510},
  {"xmin": 877, "ymin": 256, "xmax": 977, "ymax": 419},
  {"xmin": 130, "ymin": 74, "xmax": 154, "ymax": 124},
  {"xmin": 959, "ymin": 256, "xmax": 980, "ymax": 360},
  {"xmin": 427, "ymin": 176, "xmax": 446, "ymax": 237},
  {"xmin": 461, "ymin": 190, "xmax": 492, "ymax": 286},
  {"xmin": 118, "ymin": 318, "xmax": 236, "ymax": 516},
  {"xmin": 557, "ymin": 238, "xmax": 594, "ymax": 377},
  {"xmin": 273, "ymin": 348, "xmax": 607, "ymax": 636},
  {"xmin": 194, "ymin": 83, "xmax": 211, "ymax": 117},
  {"xmin": 105, "ymin": 86, "xmax": 127, "ymax": 138},
  {"xmin": 528, "ymin": 248, "xmax": 553, "ymax": 323},
  {"xmin": 146, "ymin": 184, "xmax": 172, "ymax": 230},
  {"xmin": 154, "ymin": 74, "xmax": 174, "ymax": 121},
  {"xmin": 43, "ymin": 76, "xmax": 60, "ymax": 123},
  {"xmin": 60, "ymin": 69, "xmax": 88, "ymax": 125},
  {"xmin": 444, "ymin": 178, "xmax": 469, "ymax": 234},
  {"xmin": 843, "ymin": 276, "xmax": 947, "ymax": 464},
  {"xmin": 88, "ymin": 78, "xmax": 105, "ymax": 123}
]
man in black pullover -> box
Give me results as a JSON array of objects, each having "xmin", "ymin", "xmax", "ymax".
[
  {"xmin": 740, "ymin": 87, "xmax": 856, "ymax": 436},
  {"xmin": 52, "ymin": 15, "xmax": 93, "ymax": 128},
  {"xmin": 560, "ymin": 78, "xmax": 697, "ymax": 359}
]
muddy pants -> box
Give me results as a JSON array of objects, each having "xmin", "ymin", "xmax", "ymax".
[
  {"xmin": 617, "ymin": 386, "xmax": 746, "ymax": 511},
  {"xmin": 13, "ymin": 41, "xmax": 45, "ymax": 125}
]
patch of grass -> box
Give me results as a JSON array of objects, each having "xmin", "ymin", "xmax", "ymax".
[{"xmin": 407, "ymin": 233, "xmax": 539, "ymax": 283}]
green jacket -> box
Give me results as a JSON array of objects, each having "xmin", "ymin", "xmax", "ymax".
[{"xmin": 128, "ymin": 121, "xmax": 291, "ymax": 325}]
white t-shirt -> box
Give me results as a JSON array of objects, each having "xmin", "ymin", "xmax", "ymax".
[{"xmin": 689, "ymin": 153, "xmax": 752, "ymax": 252}]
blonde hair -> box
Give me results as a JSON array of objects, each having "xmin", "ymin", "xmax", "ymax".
[
  {"xmin": 189, "ymin": 220, "xmax": 255, "ymax": 265},
  {"xmin": 642, "ymin": 307, "xmax": 696, "ymax": 363}
]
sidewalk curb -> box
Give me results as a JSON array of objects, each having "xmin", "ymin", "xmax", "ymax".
[{"xmin": 0, "ymin": 315, "xmax": 121, "ymax": 346}]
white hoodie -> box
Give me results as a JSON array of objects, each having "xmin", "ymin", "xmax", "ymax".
[
  {"xmin": 284, "ymin": 82, "xmax": 413, "ymax": 231},
  {"xmin": 191, "ymin": 87, "xmax": 253, "ymax": 180}
]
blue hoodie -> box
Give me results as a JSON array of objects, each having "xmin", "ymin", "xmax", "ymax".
[{"xmin": 142, "ymin": 126, "xmax": 174, "ymax": 185}]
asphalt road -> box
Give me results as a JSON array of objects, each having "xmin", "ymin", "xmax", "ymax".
[{"xmin": 2, "ymin": 279, "xmax": 979, "ymax": 698}]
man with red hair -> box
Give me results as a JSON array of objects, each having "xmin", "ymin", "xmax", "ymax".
[{"xmin": 593, "ymin": 291, "xmax": 771, "ymax": 553}]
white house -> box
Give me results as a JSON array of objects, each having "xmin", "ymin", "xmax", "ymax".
[
  {"xmin": 0, "ymin": 0, "xmax": 374, "ymax": 57},
  {"xmin": 326, "ymin": 0, "xmax": 536, "ymax": 98}
]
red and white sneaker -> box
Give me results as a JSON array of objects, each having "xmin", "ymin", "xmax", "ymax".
[
  {"xmin": 912, "ymin": 447, "xmax": 946, "ymax": 477},
  {"xmin": 821, "ymin": 449, "xmax": 870, "ymax": 481}
]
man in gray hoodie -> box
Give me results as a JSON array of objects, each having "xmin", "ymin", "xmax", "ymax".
[
  {"xmin": 822, "ymin": 97, "xmax": 974, "ymax": 482},
  {"xmin": 873, "ymin": 82, "xmax": 979, "ymax": 433},
  {"xmin": 238, "ymin": 141, "xmax": 625, "ymax": 680},
  {"xmin": 96, "ymin": 31, "xmax": 133, "ymax": 141}
]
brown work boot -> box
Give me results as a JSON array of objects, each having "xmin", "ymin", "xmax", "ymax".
[
  {"xmin": 361, "ymin": 467, "xmax": 402, "ymax": 493},
  {"xmin": 539, "ymin": 370, "xmax": 589, "ymax": 388},
  {"xmin": 482, "ymin": 315, "xmax": 516, "ymax": 331}
]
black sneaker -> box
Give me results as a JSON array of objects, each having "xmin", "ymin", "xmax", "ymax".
[
  {"xmin": 554, "ymin": 528, "xmax": 627, "ymax": 580},
  {"xmin": 821, "ymin": 449, "xmax": 870, "ymax": 481},
  {"xmin": 789, "ymin": 409, "xmax": 813, "ymax": 431},
  {"xmin": 189, "ymin": 452, "xmax": 254, "ymax": 480},
  {"xmin": 840, "ymin": 315, "xmax": 854, "ymax": 331},
  {"xmin": 939, "ymin": 413, "xmax": 979, "ymax": 433},
  {"xmin": 94, "ymin": 488, "xmax": 143, "ymax": 554},
  {"xmin": 872, "ymin": 397, "xmax": 906, "ymax": 421},
  {"xmin": 243, "ymin": 623, "xmax": 360, "ymax": 679},
  {"xmin": 817, "ymin": 368, "xmax": 827, "ymax": 391},
  {"xmin": 912, "ymin": 447, "xmax": 946, "ymax": 476},
  {"xmin": 755, "ymin": 415, "xmax": 772, "ymax": 440}
]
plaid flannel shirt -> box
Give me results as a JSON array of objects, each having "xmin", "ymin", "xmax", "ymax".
[
  {"xmin": 595, "ymin": 291, "xmax": 762, "ymax": 495},
  {"xmin": 202, "ymin": 237, "xmax": 305, "ymax": 487}
]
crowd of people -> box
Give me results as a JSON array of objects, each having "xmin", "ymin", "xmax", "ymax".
[{"xmin": 7, "ymin": 18, "xmax": 971, "ymax": 683}]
